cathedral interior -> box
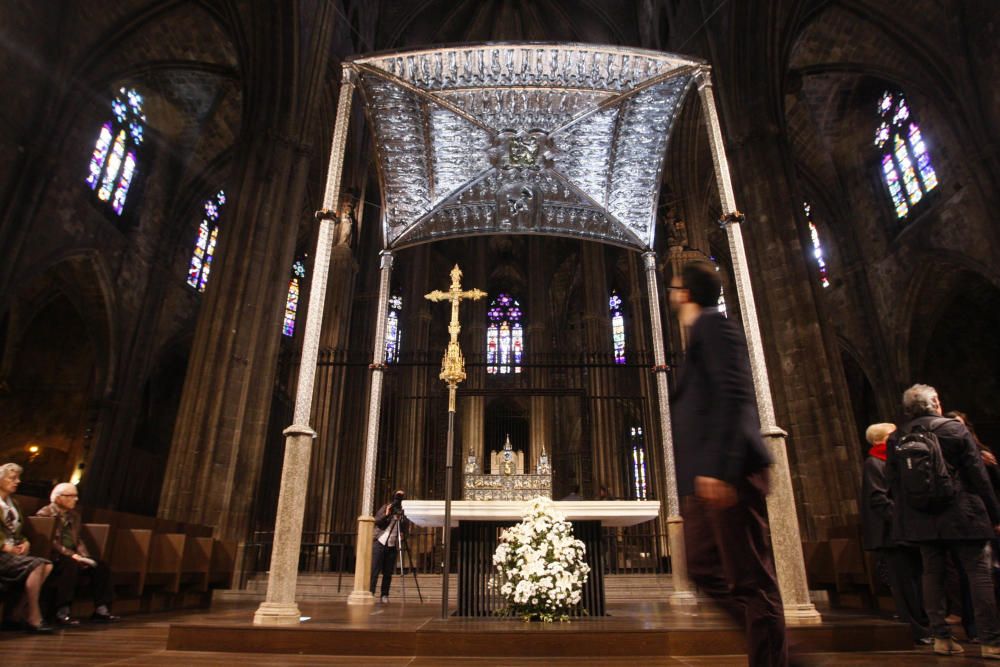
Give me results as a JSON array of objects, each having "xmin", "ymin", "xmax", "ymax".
[{"xmin": 1, "ymin": 0, "xmax": 998, "ymax": 568}]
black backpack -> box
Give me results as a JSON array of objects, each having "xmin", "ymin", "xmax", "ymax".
[{"xmin": 895, "ymin": 417, "xmax": 956, "ymax": 511}]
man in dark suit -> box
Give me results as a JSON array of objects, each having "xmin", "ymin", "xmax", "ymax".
[{"xmin": 669, "ymin": 260, "xmax": 786, "ymax": 667}]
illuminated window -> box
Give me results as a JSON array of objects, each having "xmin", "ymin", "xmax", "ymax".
[
  {"xmin": 630, "ymin": 426, "xmax": 648, "ymax": 500},
  {"xmin": 874, "ymin": 91, "xmax": 938, "ymax": 219},
  {"xmin": 385, "ymin": 295, "xmax": 403, "ymax": 363},
  {"xmin": 186, "ymin": 191, "xmax": 226, "ymax": 292},
  {"xmin": 610, "ymin": 291, "xmax": 626, "ymax": 364},
  {"xmin": 86, "ymin": 87, "xmax": 145, "ymax": 216},
  {"xmin": 486, "ymin": 293, "xmax": 523, "ymax": 374},
  {"xmin": 282, "ymin": 260, "xmax": 306, "ymax": 337},
  {"xmin": 802, "ymin": 202, "xmax": 830, "ymax": 288}
]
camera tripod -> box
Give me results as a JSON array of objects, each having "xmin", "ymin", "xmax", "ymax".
[{"xmin": 391, "ymin": 511, "xmax": 423, "ymax": 604}]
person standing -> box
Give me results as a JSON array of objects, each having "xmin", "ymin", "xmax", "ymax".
[
  {"xmin": 669, "ymin": 260, "xmax": 786, "ymax": 667},
  {"xmin": 370, "ymin": 489, "xmax": 410, "ymax": 604},
  {"xmin": 887, "ymin": 384, "xmax": 1000, "ymax": 658},
  {"xmin": 860, "ymin": 422, "xmax": 930, "ymax": 644}
]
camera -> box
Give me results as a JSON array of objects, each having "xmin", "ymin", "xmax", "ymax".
[{"xmin": 391, "ymin": 492, "xmax": 405, "ymax": 515}]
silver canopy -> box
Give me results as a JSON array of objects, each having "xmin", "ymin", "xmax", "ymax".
[{"xmin": 348, "ymin": 43, "xmax": 705, "ymax": 251}]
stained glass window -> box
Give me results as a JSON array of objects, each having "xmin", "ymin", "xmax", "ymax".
[
  {"xmin": 385, "ymin": 295, "xmax": 403, "ymax": 363},
  {"xmin": 282, "ymin": 260, "xmax": 306, "ymax": 337},
  {"xmin": 186, "ymin": 190, "xmax": 226, "ymax": 292},
  {"xmin": 86, "ymin": 87, "xmax": 145, "ymax": 216},
  {"xmin": 874, "ymin": 91, "xmax": 938, "ymax": 219},
  {"xmin": 610, "ymin": 291, "xmax": 626, "ymax": 364},
  {"xmin": 486, "ymin": 293, "xmax": 523, "ymax": 375},
  {"xmin": 630, "ymin": 426, "xmax": 648, "ymax": 500},
  {"xmin": 803, "ymin": 202, "xmax": 830, "ymax": 288}
]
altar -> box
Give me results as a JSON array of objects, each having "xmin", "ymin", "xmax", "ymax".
[{"xmin": 404, "ymin": 499, "xmax": 660, "ymax": 616}]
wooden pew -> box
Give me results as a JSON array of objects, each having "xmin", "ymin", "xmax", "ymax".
[
  {"xmin": 802, "ymin": 540, "xmax": 836, "ymax": 592},
  {"xmin": 145, "ymin": 533, "xmax": 186, "ymax": 594},
  {"xmin": 180, "ymin": 537, "xmax": 213, "ymax": 592},
  {"xmin": 81, "ymin": 524, "xmax": 112, "ymax": 561},
  {"xmin": 830, "ymin": 537, "xmax": 874, "ymax": 606},
  {"xmin": 209, "ymin": 540, "xmax": 237, "ymax": 589},
  {"xmin": 23, "ymin": 516, "xmax": 56, "ymax": 558},
  {"xmin": 110, "ymin": 528, "xmax": 152, "ymax": 597}
]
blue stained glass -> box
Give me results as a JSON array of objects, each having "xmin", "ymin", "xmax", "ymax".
[
  {"xmin": 87, "ymin": 87, "xmax": 145, "ymax": 215},
  {"xmin": 610, "ymin": 291, "xmax": 626, "ymax": 364},
  {"xmin": 385, "ymin": 295, "xmax": 403, "ymax": 363}
]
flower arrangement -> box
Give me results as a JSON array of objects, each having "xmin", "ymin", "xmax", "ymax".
[{"xmin": 491, "ymin": 496, "xmax": 590, "ymax": 622}]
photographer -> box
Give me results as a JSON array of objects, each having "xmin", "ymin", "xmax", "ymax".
[{"xmin": 370, "ymin": 489, "xmax": 411, "ymax": 604}]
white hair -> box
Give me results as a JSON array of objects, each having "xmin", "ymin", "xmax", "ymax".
[
  {"xmin": 902, "ymin": 383, "xmax": 939, "ymax": 417},
  {"xmin": 0, "ymin": 463, "xmax": 23, "ymax": 481},
  {"xmin": 50, "ymin": 482, "xmax": 77, "ymax": 503}
]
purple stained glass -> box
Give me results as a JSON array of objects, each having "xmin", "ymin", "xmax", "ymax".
[
  {"xmin": 486, "ymin": 293, "xmax": 524, "ymax": 374},
  {"xmin": 88, "ymin": 87, "xmax": 145, "ymax": 215},
  {"xmin": 282, "ymin": 278, "xmax": 300, "ymax": 337},
  {"xmin": 86, "ymin": 124, "xmax": 113, "ymax": 189},
  {"xmin": 385, "ymin": 294, "xmax": 402, "ymax": 363},
  {"xmin": 877, "ymin": 90, "xmax": 938, "ymax": 219},
  {"xmin": 188, "ymin": 191, "xmax": 226, "ymax": 292}
]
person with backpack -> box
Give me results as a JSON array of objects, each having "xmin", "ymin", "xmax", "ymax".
[
  {"xmin": 887, "ymin": 384, "xmax": 1000, "ymax": 658},
  {"xmin": 860, "ymin": 422, "xmax": 930, "ymax": 644}
]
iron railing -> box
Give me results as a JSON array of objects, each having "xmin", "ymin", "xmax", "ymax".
[{"xmin": 240, "ymin": 521, "xmax": 669, "ymax": 587}]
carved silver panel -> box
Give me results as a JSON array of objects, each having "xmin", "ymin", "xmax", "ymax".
[{"xmin": 350, "ymin": 44, "xmax": 704, "ymax": 251}]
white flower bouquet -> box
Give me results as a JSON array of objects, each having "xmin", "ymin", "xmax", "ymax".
[{"xmin": 491, "ymin": 496, "xmax": 590, "ymax": 622}]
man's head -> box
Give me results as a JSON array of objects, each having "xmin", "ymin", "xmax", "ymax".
[
  {"xmin": 51, "ymin": 482, "xmax": 79, "ymax": 510},
  {"xmin": 865, "ymin": 423, "xmax": 896, "ymax": 446},
  {"xmin": 902, "ymin": 383, "xmax": 942, "ymax": 418},
  {"xmin": 670, "ymin": 260, "xmax": 722, "ymax": 325}
]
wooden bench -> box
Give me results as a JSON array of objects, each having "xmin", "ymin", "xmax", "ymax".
[
  {"xmin": 23, "ymin": 516, "xmax": 56, "ymax": 558},
  {"xmin": 181, "ymin": 537, "xmax": 214, "ymax": 592},
  {"xmin": 110, "ymin": 528, "xmax": 152, "ymax": 596},
  {"xmin": 145, "ymin": 533, "xmax": 186, "ymax": 594},
  {"xmin": 210, "ymin": 540, "xmax": 237, "ymax": 589}
]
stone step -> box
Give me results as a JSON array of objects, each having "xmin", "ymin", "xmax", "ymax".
[{"xmin": 221, "ymin": 573, "xmax": 676, "ymax": 603}]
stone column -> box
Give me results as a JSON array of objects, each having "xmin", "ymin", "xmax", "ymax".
[
  {"xmin": 347, "ymin": 249, "xmax": 394, "ymax": 605},
  {"xmin": 696, "ymin": 70, "xmax": 821, "ymax": 624},
  {"xmin": 252, "ymin": 67, "xmax": 356, "ymax": 626},
  {"xmin": 642, "ymin": 251, "xmax": 696, "ymax": 604}
]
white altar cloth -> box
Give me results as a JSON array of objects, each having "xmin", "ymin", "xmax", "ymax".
[{"xmin": 401, "ymin": 500, "xmax": 660, "ymax": 528}]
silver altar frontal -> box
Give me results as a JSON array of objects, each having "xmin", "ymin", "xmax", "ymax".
[
  {"xmin": 462, "ymin": 434, "xmax": 552, "ymax": 500},
  {"xmin": 348, "ymin": 44, "xmax": 704, "ymax": 252},
  {"xmin": 403, "ymin": 500, "xmax": 661, "ymax": 528}
]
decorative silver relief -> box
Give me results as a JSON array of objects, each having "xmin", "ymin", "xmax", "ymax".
[{"xmin": 350, "ymin": 44, "xmax": 704, "ymax": 251}]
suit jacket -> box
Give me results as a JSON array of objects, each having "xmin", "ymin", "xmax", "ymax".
[
  {"xmin": 671, "ymin": 310, "xmax": 772, "ymax": 497},
  {"xmin": 35, "ymin": 503, "xmax": 90, "ymax": 559}
]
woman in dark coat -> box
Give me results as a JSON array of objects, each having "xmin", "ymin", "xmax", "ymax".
[{"xmin": 0, "ymin": 463, "xmax": 53, "ymax": 632}]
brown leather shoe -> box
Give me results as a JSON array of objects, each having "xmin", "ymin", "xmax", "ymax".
[{"xmin": 934, "ymin": 637, "xmax": 965, "ymax": 655}]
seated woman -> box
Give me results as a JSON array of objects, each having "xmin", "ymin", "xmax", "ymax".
[{"xmin": 0, "ymin": 463, "xmax": 53, "ymax": 633}]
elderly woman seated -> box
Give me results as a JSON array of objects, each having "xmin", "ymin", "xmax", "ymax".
[{"xmin": 0, "ymin": 463, "xmax": 53, "ymax": 633}]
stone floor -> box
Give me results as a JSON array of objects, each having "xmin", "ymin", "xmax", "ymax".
[{"xmin": 0, "ymin": 600, "xmax": 985, "ymax": 666}]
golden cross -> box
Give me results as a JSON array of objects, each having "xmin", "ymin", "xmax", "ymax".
[{"xmin": 425, "ymin": 265, "xmax": 486, "ymax": 394}]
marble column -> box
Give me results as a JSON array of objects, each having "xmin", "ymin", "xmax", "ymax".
[
  {"xmin": 347, "ymin": 249, "xmax": 394, "ymax": 605},
  {"xmin": 252, "ymin": 67, "xmax": 356, "ymax": 626},
  {"xmin": 696, "ymin": 70, "xmax": 821, "ymax": 625},
  {"xmin": 642, "ymin": 251, "xmax": 696, "ymax": 604}
]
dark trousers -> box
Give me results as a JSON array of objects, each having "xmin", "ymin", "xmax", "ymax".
[
  {"xmin": 920, "ymin": 541, "xmax": 1000, "ymax": 645},
  {"xmin": 47, "ymin": 556, "xmax": 113, "ymax": 611},
  {"xmin": 369, "ymin": 541, "xmax": 398, "ymax": 597},
  {"xmin": 876, "ymin": 546, "xmax": 929, "ymax": 641},
  {"xmin": 682, "ymin": 474, "xmax": 788, "ymax": 667}
]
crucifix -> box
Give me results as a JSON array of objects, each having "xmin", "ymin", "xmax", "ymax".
[{"xmin": 425, "ymin": 264, "xmax": 485, "ymax": 619}]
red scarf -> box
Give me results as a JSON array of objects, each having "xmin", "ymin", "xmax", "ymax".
[{"xmin": 868, "ymin": 441, "xmax": 887, "ymax": 461}]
